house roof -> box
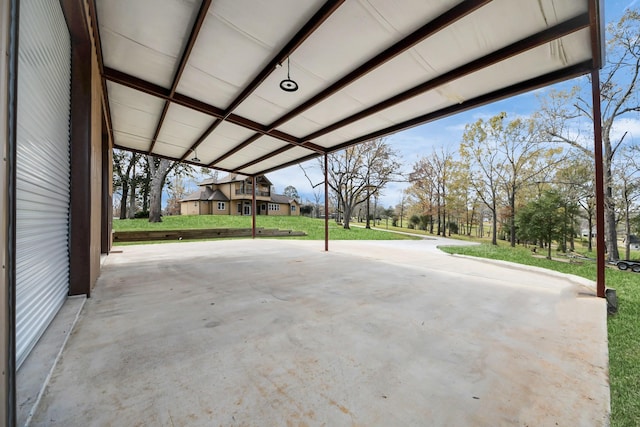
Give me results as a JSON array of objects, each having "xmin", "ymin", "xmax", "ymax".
[
  {"xmin": 271, "ymin": 194, "xmax": 295, "ymax": 204},
  {"xmin": 97, "ymin": 0, "xmax": 604, "ymax": 177},
  {"xmin": 625, "ymin": 235, "xmax": 640, "ymax": 244},
  {"xmin": 207, "ymin": 189, "xmax": 229, "ymax": 202},
  {"xmin": 180, "ymin": 187, "xmax": 214, "ymax": 202},
  {"xmin": 198, "ymin": 173, "xmax": 273, "ymax": 186}
]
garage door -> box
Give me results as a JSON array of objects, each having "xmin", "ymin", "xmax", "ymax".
[{"xmin": 15, "ymin": 0, "xmax": 72, "ymax": 369}]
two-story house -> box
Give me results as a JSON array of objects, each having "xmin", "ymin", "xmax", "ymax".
[{"xmin": 180, "ymin": 174, "xmax": 300, "ymax": 217}]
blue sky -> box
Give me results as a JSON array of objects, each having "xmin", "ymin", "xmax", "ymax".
[{"xmin": 264, "ymin": 1, "xmax": 640, "ymax": 208}]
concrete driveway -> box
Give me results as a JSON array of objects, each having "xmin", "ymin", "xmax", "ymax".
[{"xmin": 29, "ymin": 238, "xmax": 609, "ymax": 426}]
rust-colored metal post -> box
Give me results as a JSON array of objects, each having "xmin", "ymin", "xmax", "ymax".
[
  {"xmin": 5, "ymin": 0, "xmax": 19, "ymax": 423},
  {"xmin": 591, "ymin": 68, "xmax": 606, "ymax": 298},
  {"xmin": 252, "ymin": 176, "xmax": 256, "ymax": 239},
  {"xmin": 324, "ymin": 153, "xmax": 329, "ymax": 252}
]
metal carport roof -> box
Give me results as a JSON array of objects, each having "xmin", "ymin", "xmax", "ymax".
[
  {"xmin": 94, "ymin": 0, "xmax": 604, "ymax": 176},
  {"xmin": 92, "ymin": 0, "xmax": 607, "ymax": 296}
]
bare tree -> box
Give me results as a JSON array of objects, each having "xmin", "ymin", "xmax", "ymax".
[
  {"xmin": 538, "ymin": 9, "xmax": 640, "ymax": 260},
  {"xmin": 408, "ymin": 148, "xmax": 453, "ymax": 236},
  {"xmin": 460, "ymin": 115, "xmax": 504, "ymax": 245},
  {"xmin": 321, "ymin": 138, "xmax": 401, "ymax": 229},
  {"xmin": 298, "ymin": 164, "xmax": 324, "ymax": 218},
  {"xmin": 113, "ymin": 150, "xmax": 142, "ymax": 219},
  {"xmin": 283, "ymin": 185, "xmax": 300, "ymax": 202},
  {"xmin": 614, "ymin": 146, "xmax": 640, "ymax": 260}
]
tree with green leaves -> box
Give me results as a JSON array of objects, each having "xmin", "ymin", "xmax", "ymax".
[
  {"xmin": 516, "ymin": 190, "xmax": 567, "ymax": 260},
  {"xmin": 460, "ymin": 113, "xmax": 561, "ymax": 246}
]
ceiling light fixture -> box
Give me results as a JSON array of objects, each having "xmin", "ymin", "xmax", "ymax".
[
  {"xmin": 191, "ymin": 149, "xmax": 201, "ymax": 163},
  {"xmin": 279, "ymin": 57, "xmax": 298, "ymax": 92}
]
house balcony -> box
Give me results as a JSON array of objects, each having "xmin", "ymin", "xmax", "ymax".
[{"xmin": 235, "ymin": 189, "xmax": 270, "ymax": 197}]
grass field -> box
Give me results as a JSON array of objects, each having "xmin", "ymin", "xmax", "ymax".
[
  {"xmin": 112, "ymin": 215, "xmax": 420, "ymax": 241},
  {"xmin": 439, "ymin": 243, "xmax": 639, "ymax": 427}
]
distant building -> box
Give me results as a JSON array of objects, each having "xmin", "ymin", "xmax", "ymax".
[
  {"xmin": 179, "ymin": 174, "xmax": 300, "ymax": 216},
  {"xmin": 623, "ymin": 235, "xmax": 640, "ymax": 250}
]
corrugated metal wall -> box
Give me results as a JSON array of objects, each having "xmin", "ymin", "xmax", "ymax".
[{"xmin": 15, "ymin": 0, "xmax": 71, "ymax": 369}]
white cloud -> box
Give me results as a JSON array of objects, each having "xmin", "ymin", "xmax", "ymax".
[{"xmin": 611, "ymin": 117, "xmax": 640, "ymax": 145}]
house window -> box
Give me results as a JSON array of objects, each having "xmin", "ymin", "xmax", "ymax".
[
  {"xmin": 217, "ymin": 202, "xmax": 225, "ymax": 210},
  {"xmin": 269, "ymin": 203, "xmax": 280, "ymax": 211},
  {"xmin": 291, "ymin": 205, "xmax": 296, "ymax": 212},
  {"xmin": 237, "ymin": 202, "xmax": 242, "ymax": 213}
]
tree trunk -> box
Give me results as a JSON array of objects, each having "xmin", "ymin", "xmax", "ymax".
[
  {"xmin": 119, "ymin": 182, "xmax": 129, "ymax": 220},
  {"xmin": 587, "ymin": 214, "xmax": 593, "ymax": 252},
  {"xmin": 604, "ymin": 144, "xmax": 620, "ymax": 260},
  {"xmin": 343, "ymin": 202, "xmax": 351, "ymax": 229},
  {"xmin": 142, "ymin": 173, "xmax": 150, "ymax": 213},
  {"xmin": 491, "ymin": 204, "xmax": 497, "ymax": 245},
  {"xmin": 625, "ymin": 191, "xmax": 631, "ymax": 261},
  {"xmin": 569, "ymin": 213, "xmax": 575, "ymax": 251},
  {"xmin": 509, "ymin": 192, "xmax": 516, "ymax": 247},
  {"xmin": 128, "ymin": 184, "xmax": 136, "ymax": 219},
  {"xmin": 365, "ymin": 189, "xmax": 371, "ymax": 229},
  {"xmin": 148, "ymin": 157, "xmax": 172, "ymax": 223}
]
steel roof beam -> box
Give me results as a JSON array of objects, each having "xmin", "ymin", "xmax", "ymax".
[{"xmin": 148, "ymin": 0, "xmax": 211, "ymax": 153}]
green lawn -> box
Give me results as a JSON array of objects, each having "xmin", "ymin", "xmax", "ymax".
[
  {"xmin": 112, "ymin": 215, "xmax": 420, "ymax": 241},
  {"xmin": 439, "ymin": 243, "xmax": 640, "ymax": 427}
]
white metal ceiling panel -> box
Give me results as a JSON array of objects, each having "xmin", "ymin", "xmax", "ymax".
[
  {"xmin": 311, "ymin": 115, "xmax": 398, "ymax": 149},
  {"xmin": 152, "ymin": 141, "xmax": 188, "ymax": 159},
  {"xmin": 241, "ymin": 147, "xmax": 317, "ymax": 176},
  {"xmin": 438, "ymin": 31, "xmax": 593, "ymax": 110},
  {"xmin": 195, "ymin": 121, "xmax": 258, "ymax": 164},
  {"xmin": 339, "ymin": 52, "xmax": 441, "ymax": 110},
  {"xmin": 217, "ymin": 136, "xmax": 290, "ymax": 170},
  {"xmin": 234, "ymin": 0, "xmax": 455, "ymax": 125},
  {"xmin": 177, "ymin": 0, "xmax": 324, "ymax": 109},
  {"xmin": 107, "ymin": 82, "xmax": 165, "ymax": 150},
  {"xmin": 311, "ymin": 30, "xmax": 592, "ymax": 151},
  {"xmin": 293, "ymin": 1, "xmax": 419, "ymax": 82},
  {"xmin": 232, "ymin": 61, "xmax": 327, "ymax": 124},
  {"xmin": 97, "ymin": 0, "xmax": 197, "ymax": 88},
  {"xmin": 281, "ymin": 0, "xmax": 590, "ymax": 143},
  {"xmin": 153, "ymin": 103, "xmax": 215, "ymax": 158},
  {"xmin": 408, "ymin": 0, "xmax": 584, "ymax": 77},
  {"xmin": 112, "ymin": 131, "xmax": 150, "ymax": 152}
]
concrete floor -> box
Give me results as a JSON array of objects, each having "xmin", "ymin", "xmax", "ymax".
[{"xmin": 29, "ymin": 238, "xmax": 609, "ymax": 426}]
